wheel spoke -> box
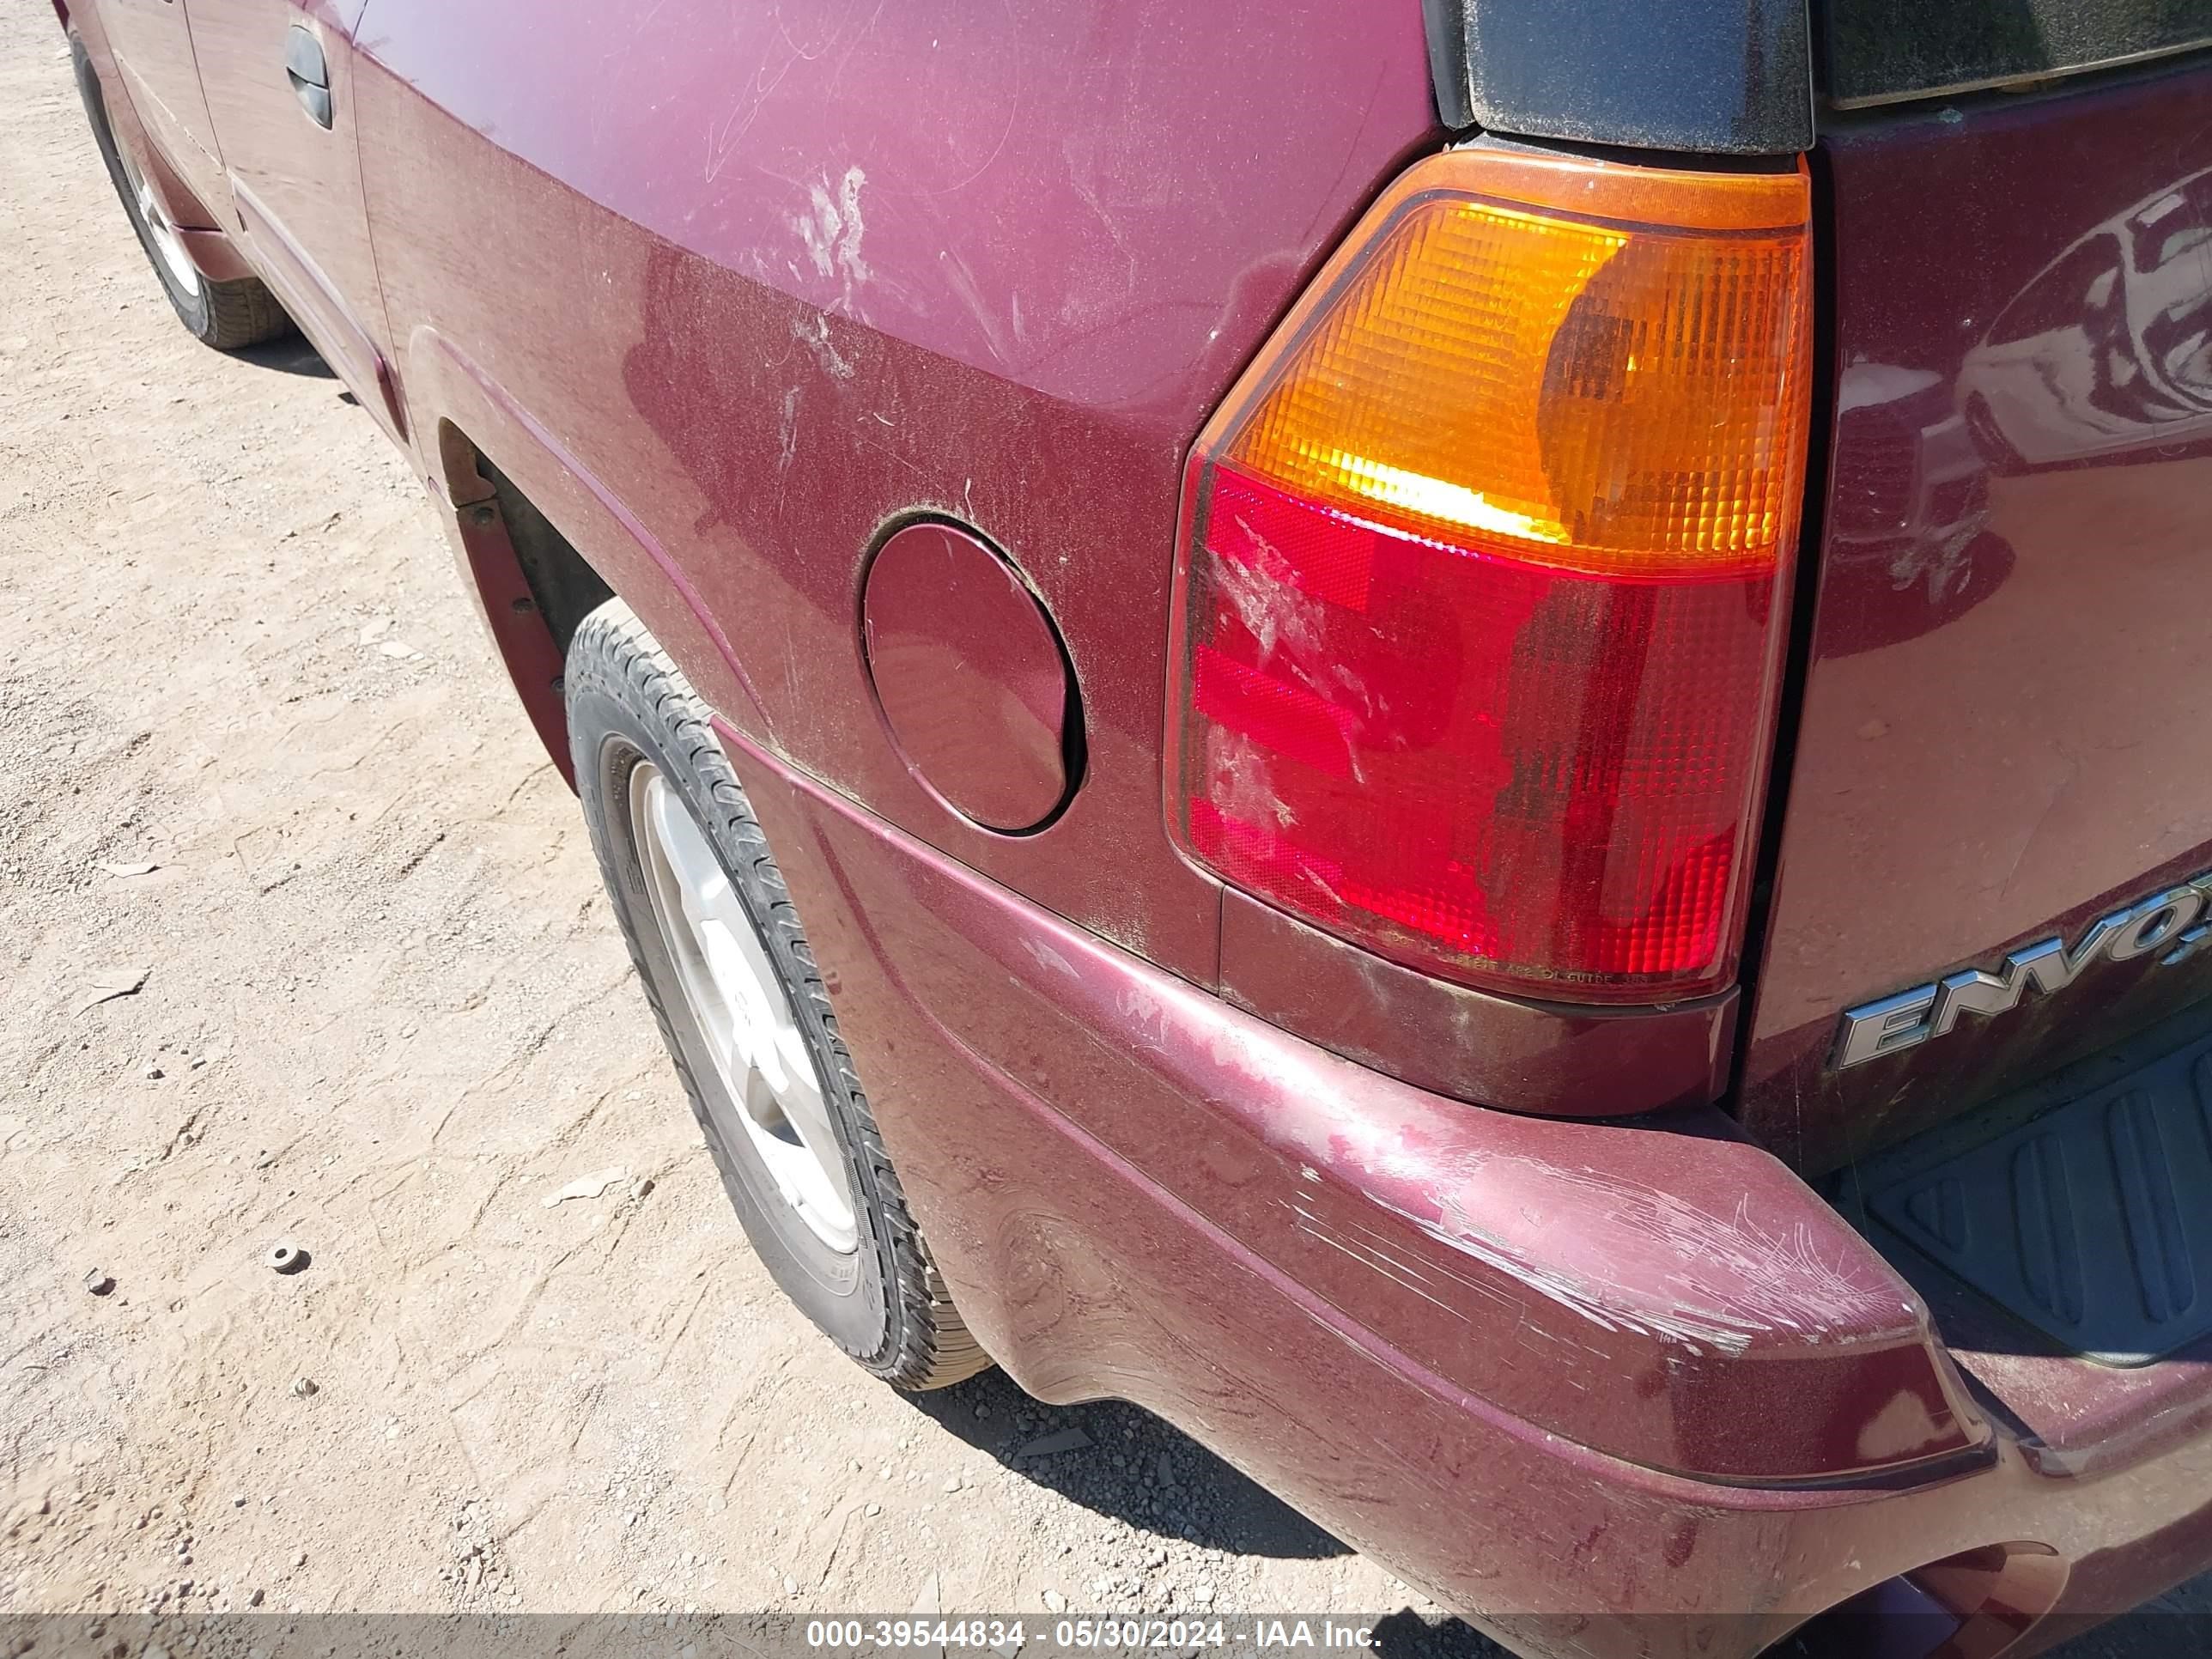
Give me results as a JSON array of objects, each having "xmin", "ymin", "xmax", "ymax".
[
  {"xmin": 695, "ymin": 915, "xmax": 772, "ymax": 1072},
  {"xmin": 116, "ymin": 142, "xmax": 199, "ymax": 296},
  {"xmin": 773, "ymin": 1048, "xmax": 836, "ymax": 1167},
  {"xmin": 628, "ymin": 760, "xmax": 858, "ymax": 1255},
  {"xmin": 646, "ymin": 781, "xmax": 729, "ymax": 925}
]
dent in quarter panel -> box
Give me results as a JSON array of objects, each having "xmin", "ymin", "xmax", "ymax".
[{"xmin": 352, "ymin": 0, "xmax": 1437, "ymax": 983}]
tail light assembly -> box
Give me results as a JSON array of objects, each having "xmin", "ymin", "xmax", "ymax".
[{"xmin": 1168, "ymin": 146, "xmax": 1813, "ymax": 1005}]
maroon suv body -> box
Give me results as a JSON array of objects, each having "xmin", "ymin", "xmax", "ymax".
[{"xmin": 57, "ymin": 0, "xmax": 2212, "ymax": 1650}]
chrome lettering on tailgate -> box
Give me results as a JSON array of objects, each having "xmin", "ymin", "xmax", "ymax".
[{"xmin": 1832, "ymin": 872, "xmax": 2212, "ymax": 1068}]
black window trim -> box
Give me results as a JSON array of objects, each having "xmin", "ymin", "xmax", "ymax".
[{"xmin": 1419, "ymin": 1, "xmax": 2212, "ymax": 151}]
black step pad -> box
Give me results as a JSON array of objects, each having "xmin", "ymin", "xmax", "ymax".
[{"xmin": 1862, "ymin": 1031, "xmax": 2212, "ymax": 1366}]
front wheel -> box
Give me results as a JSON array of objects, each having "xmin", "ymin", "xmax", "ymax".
[
  {"xmin": 566, "ymin": 599, "xmax": 989, "ymax": 1389},
  {"xmin": 71, "ymin": 37, "xmax": 290, "ymax": 350}
]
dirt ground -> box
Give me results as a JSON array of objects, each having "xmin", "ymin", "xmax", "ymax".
[{"xmin": 1, "ymin": 9, "xmax": 2207, "ymax": 1656}]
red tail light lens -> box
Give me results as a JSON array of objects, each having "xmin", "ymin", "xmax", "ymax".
[{"xmin": 1169, "ymin": 148, "xmax": 1813, "ymax": 1003}]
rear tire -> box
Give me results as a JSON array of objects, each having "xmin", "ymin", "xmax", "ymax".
[
  {"xmin": 567, "ymin": 599, "xmax": 989, "ymax": 1390},
  {"xmin": 71, "ymin": 37, "xmax": 291, "ymax": 351}
]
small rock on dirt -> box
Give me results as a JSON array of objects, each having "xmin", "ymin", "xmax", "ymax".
[
  {"xmin": 541, "ymin": 1166, "xmax": 625, "ymax": 1207},
  {"xmin": 84, "ymin": 1270, "xmax": 114, "ymax": 1296},
  {"xmin": 265, "ymin": 1242, "xmax": 307, "ymax": 1274},
  {"xmin": 74, "ymin": 965, "xmax": 150, "ymax": 1013},
  {"xmin": 1018, "ymin": 1427, "xmax": 1091, "ymax": 1460}
]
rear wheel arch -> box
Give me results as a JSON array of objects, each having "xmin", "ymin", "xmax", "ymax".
[
  {"xmin": 403, "ymin": 327, "xmax": 775, "ymax": 784},
  {"xmin": 431, "ymin": 421, "xmax": 613, "ymax": 788}
]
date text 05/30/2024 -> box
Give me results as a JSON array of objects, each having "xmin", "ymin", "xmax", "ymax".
[{"xmin": 804, "ymin": 1620, "xmax": 1381, "ymax": 1651}]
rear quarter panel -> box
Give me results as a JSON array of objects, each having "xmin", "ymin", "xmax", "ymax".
[{"xmin": 350, "ymin": 0, "xmax": 1438, "ymax": 983}]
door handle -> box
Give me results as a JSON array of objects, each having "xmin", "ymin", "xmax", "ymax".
[{"xmin": 284, "ymin": 25, "xmax": 332, "ymax": 129}]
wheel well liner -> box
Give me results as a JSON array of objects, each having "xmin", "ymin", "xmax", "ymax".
[
  {"xmin": 434, "ymin": 422, "xmax": 611, "ymax": 789},
  {"xmin": 480, "ymin": 454, "xmax": 613, "ymax": 659}
]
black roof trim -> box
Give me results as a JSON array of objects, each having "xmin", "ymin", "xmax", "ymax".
[
  {"xmin": 1422, "ymin": 0, "xmax": 1814, "ymax": 155},
  {"xmin": 1818, "ymin": 0, "xmax": 2212, "ymax": 110}
]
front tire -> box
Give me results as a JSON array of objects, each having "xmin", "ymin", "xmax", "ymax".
[
  {"xmin": 566, "ymin": 599, "xmax": 988, "ymax": 1389},
  {"xmin": 71, "ymin": 37, "xmax": 290, "ymax": 351}
]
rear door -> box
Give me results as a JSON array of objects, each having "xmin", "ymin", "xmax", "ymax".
[
  {"xmin": 1739, "ymin": 36, "xmax": 2212, "ymax": 1173},
  {"xmin": 188, "ymin": 0, "xmax": 398, "ymax": 432}
]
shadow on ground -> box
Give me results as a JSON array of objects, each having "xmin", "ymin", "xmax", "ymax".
[
  {"xmin": 233, "ymin": 334, "xmax": 332, "ymax": 378},
  {"xmin": 2047, "ymin": 1571, "xmax": 2212, "ymax": 1658},
  {"xmin": 906, "ymin": 1368, "xmax": 1346, "ymax": 1560},
  {"xmin": 898, "ymin": 1370, "xmax": 1510, "ymax": 1653}
]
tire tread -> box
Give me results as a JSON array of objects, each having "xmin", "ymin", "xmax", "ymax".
[
  {"xmin": 567, "ymin": 600, "xmax": 988, "ymax": 1391},
  {"xmin": 198, "ymin": 276, "xmax": 293, "ymax": 351}
]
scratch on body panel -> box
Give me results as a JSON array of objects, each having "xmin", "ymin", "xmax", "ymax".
[
  {"xmin": 791, "ymin": 313, "xmax": 854, "ymax": 381},
  {"xmin": 793, "ymin": 165, "xmax": 872, "ymax": 317},
  {"xmin": 775, "ymin": 386, "xmax": 801, "ymax": 473},
  {"xmin": 1190, "ymin": 1015, "xmax": 1911, "ymax": 1358}
]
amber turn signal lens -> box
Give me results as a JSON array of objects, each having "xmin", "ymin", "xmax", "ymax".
[
  {"xmin": 1227, "ymin": 149, "xmax": 1811, "ymax": 578},
  {"xmin": 1169, "ymin": 146, "xmax": 1814, "ymax": 1003}
]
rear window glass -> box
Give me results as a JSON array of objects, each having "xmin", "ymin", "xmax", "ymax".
[{"xmin": 1823, "ymin": 0, "xmax": 2212, "ymax": 106}]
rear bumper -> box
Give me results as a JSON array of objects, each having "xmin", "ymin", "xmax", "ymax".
[{"xmin": 718, "ymin": 718, "xmax": 2212, "ymax": 1657}]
